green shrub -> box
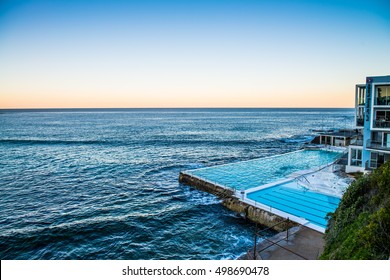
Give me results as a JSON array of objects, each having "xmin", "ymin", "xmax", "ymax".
[{"xmin": 321, "ymin": 161, "xmax": 390, "ymax": 259}]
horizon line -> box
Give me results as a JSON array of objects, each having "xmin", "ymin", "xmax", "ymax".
[{"xmin": 0, "ymin": 107, "xmax": 355, "ymax": 110}]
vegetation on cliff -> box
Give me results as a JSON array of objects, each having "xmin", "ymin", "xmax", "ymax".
[{"xmin": 321, "ymin": 162, "xmax": 390, "ymax": 259}]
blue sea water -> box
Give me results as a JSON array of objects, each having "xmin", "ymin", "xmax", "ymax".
[{"xmin": 0, "ymin": 108, "xmax": 354, "ymax": 259}]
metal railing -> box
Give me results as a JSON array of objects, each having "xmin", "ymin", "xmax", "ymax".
[
  {"xmin": 350, "ymin": 138, "xmax": 363, "ymax": 146},
  {"xmin": 375, "ymin": 98, "xmax": 390, "ymax": 106},
  {"xmin": 350, "ymin": 159, "xmax": 362, "ymax": 167},
  {"xmin": 369, "ymin": 159, "xmax": 386, "ymax": 169},
  {"xmin": 366, "ymin": 140, "xmax": 390, "ymax": 151},
  {"xmin": 248, "ymin": 218, "xmax": 308, "ymax": 260},
  {"xmin": 295, "ymin": 174, "xmax": 310, "ymax": 186},
  {"xmin": 374, "ymin": 120, "xmax": 390, "ymax": 128},
  {"xmin": 365, "ymin": 159, "xmax": 385, "ymax": 170}
]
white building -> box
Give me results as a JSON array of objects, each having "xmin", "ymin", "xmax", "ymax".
[{"xmin": 346, "ymin": 75, "xmax": 390, "ymax": 173}]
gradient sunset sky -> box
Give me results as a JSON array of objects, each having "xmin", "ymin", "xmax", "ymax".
[{"xmin": 1, "ymin": 0, "xmax": 389, "ymax": 109}]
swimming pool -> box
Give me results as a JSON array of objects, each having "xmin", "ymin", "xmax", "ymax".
[
  {"xmin": 246, "ymin": 181, "xmax": 340, "ymax": 228},
  {"xmin": 185, "ymin": 149, "xmax": 341, "ymax": 191}
]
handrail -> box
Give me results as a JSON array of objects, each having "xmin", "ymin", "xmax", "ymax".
[
  {"xmin": 255, "ymin": 219, "xmax": 289, "ymax": 236},
  {"xmin": 255, "ymin": 235, "xmax": 308, "ymax": 260},
  {"xmin": 295, "ymin": 175, "xmax": 310, "ymax": 185},
  {"xmin": 249, "ymin": 218, "xmax": 308, "ymax": 260}
]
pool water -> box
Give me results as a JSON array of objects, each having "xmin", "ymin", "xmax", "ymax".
[
  {"xmin": 246, "ymin": 181, "xmax": 340, "ymax": 228},
  {"xmin": 186, "ymin": 149, "xmax": 341, "ymax": 190}
]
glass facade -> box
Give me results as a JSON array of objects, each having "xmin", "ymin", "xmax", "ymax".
[
  {"xmin": 358, "ymin": 87, "xmax": 366, "ymax": 105},
  {"xmin": 356, "ymin": 107, "xmax": 364, "ymax": 126},
  {"xmin": 375, "ymin": 85, "xmax": 390, "ymax": 105},
  {"xmin": 374, "ymin": 110, "xmax": 390, "ymax": 128},
  {"xmin": 356, "ymin": 86, "xmax": 365, "ymax": 127},
  {"xmin": 351, "ymin": 148, "xmax": 362, "ymax": 166},
  {"xmin": 347, "ymin": 77, "xmax": 390, "ymax": 173}
]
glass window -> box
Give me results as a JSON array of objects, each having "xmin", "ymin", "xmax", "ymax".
[
  {"xmin": 370, "ymin": 152, "xmax": 378, "ymax": 168},
  {"xmin": 358, "ymin": 87, "xmax": 366, "ymax": 105},
  {"xmin": 357, "ymin": 107, "xmax": 364, "ymax": 118},
  {"xmin": 370, "ymin": 152, "xmax": 385, "ymax": 168},
  {"xmin": 376, "ymin": 85, "xmax": 390, "ymax": 105},
  {"xmin": 371, "ymin": 131, "xmax": 382, "ymax": 143},
  {"xmin": 356, "ymin": 107, "xmax": 364, "ymax": 126},
  {"xmin": 374, "ymin": 110, "xmax": 390, "ymax": 128},
  {"xmin": 385, "ymin": 133, "xmax": 390, "ymax": 148},
  {"xmin": 351, "ymin": 148, "xmax": 362, "ymax": 166},
  {"xmin": 376, "ymin": 111, "xmax": 385, "ymax": 120}
]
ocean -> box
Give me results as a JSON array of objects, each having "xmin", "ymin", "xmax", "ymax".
[{"xmin": 0, "ymin": 108, "xmax": 354, "ymax": 259}]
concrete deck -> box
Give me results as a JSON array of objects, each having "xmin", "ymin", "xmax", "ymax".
[{"xmin": 239, "ymin": 226, "xmax": 325, "ymax": 260}]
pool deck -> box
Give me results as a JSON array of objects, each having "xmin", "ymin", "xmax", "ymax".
[{"xmin": 239, "ymin": 226, "xmax": 325, "ymax": 260}]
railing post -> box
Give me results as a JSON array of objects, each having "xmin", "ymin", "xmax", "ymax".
[
  {"xmin": 253, "ymin": 223, "xmax": 257, "ymax": 260},
  {"xmin": 286, "ymin": 218, "xmax": 290, "ymax": 241}
]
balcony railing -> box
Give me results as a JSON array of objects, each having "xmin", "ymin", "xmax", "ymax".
[
  {"xmin": 376, "ymin": 98, "xmax": 390, "ymax": 106},
  {"xmin": 366, "ymin": 140, "xmax": 390, "ymax": 151},
  {"xmin": 356, "ymin": 118, "xmax": 364, "ymax": 127},
  {"xmin": 350, "ymin": 138, "xmax": 363, "ymax": 146},
  {"xmin": 350, "ymin": 159, "xmax": 362, "ymax": 167},
  {"xmin": 365, "ymin": 160, "xmax": 382, "ymax": 170},
  {"xmin": 369, "ymin": 161, "xmax": 384, "ymax": 169},
  {"xmin": 374, "ymin": 120, "xmax": 390, "ymax": 128}
]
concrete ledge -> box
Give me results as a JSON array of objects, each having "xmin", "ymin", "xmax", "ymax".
[{"xmin": 179, "ymin": 172, "xmax": 235, "ymax": 198}]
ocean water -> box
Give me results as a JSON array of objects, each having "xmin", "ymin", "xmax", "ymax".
[{"xmin": 0, "ymin": 108, "xmax": 354, "ymax": 259}]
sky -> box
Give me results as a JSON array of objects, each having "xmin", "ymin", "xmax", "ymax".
[{"xmin": 0, "ymin": 0, "xmax": 389, "ymax": 109}]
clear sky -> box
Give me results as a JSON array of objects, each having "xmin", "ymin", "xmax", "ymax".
[{"xmin": 0, "ymin": 0, "xmax": 389, "ymax": 108}]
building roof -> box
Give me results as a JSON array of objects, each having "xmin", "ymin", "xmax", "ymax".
[{"xmin": 319, "ymin": 130, "xmax": 359, "ymax": 138}]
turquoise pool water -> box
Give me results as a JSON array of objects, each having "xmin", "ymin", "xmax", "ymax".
[
  {"xmin": 186, "ymin": 149, "xmax": 341, "ymax": 190},
  {"xmin": 246, "ymin": 181, "xmax": 340, "ymax": 228}
]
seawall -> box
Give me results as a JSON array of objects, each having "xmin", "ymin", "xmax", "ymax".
[{"xmin": 179, "ymin": 172, "xmax": 235, "ymax": 198}]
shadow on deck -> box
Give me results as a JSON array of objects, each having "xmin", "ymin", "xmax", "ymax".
[{"xmin": 239, "ymin": 225, "xmax": 325, "ymax": 260}]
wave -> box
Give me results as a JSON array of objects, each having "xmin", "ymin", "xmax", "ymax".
[
  {"xmin": 140, "ymin": 164, "xmax": 190, "ymax": 178},
  {"xmin": 0, "ymin": 139, "xmax": 106, "ymax": 146},
  {"xmin": 0, "ymin": 138, "xmax": 298, "ymax": 150},
  {"xmin": 142, "ymin": 139, "xmax": 262, "ymax": 147},
  {"xmin": 280, "ymin": 135, "xmax": 314, "ymax": 143},
  {"xmin": 0, "ymin": 138, "xmax": 263, "ymax": 147},
  {"xmin": 187, "ymin": 192, "xmax": 221, "ymax": 206},
  {"xmin": 0, "ymin": 207, "xmax": 188, "ymax": 259},
  {"xmin": 0, "ymin": 201, "xmax": 198, "ymax": 240}
]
